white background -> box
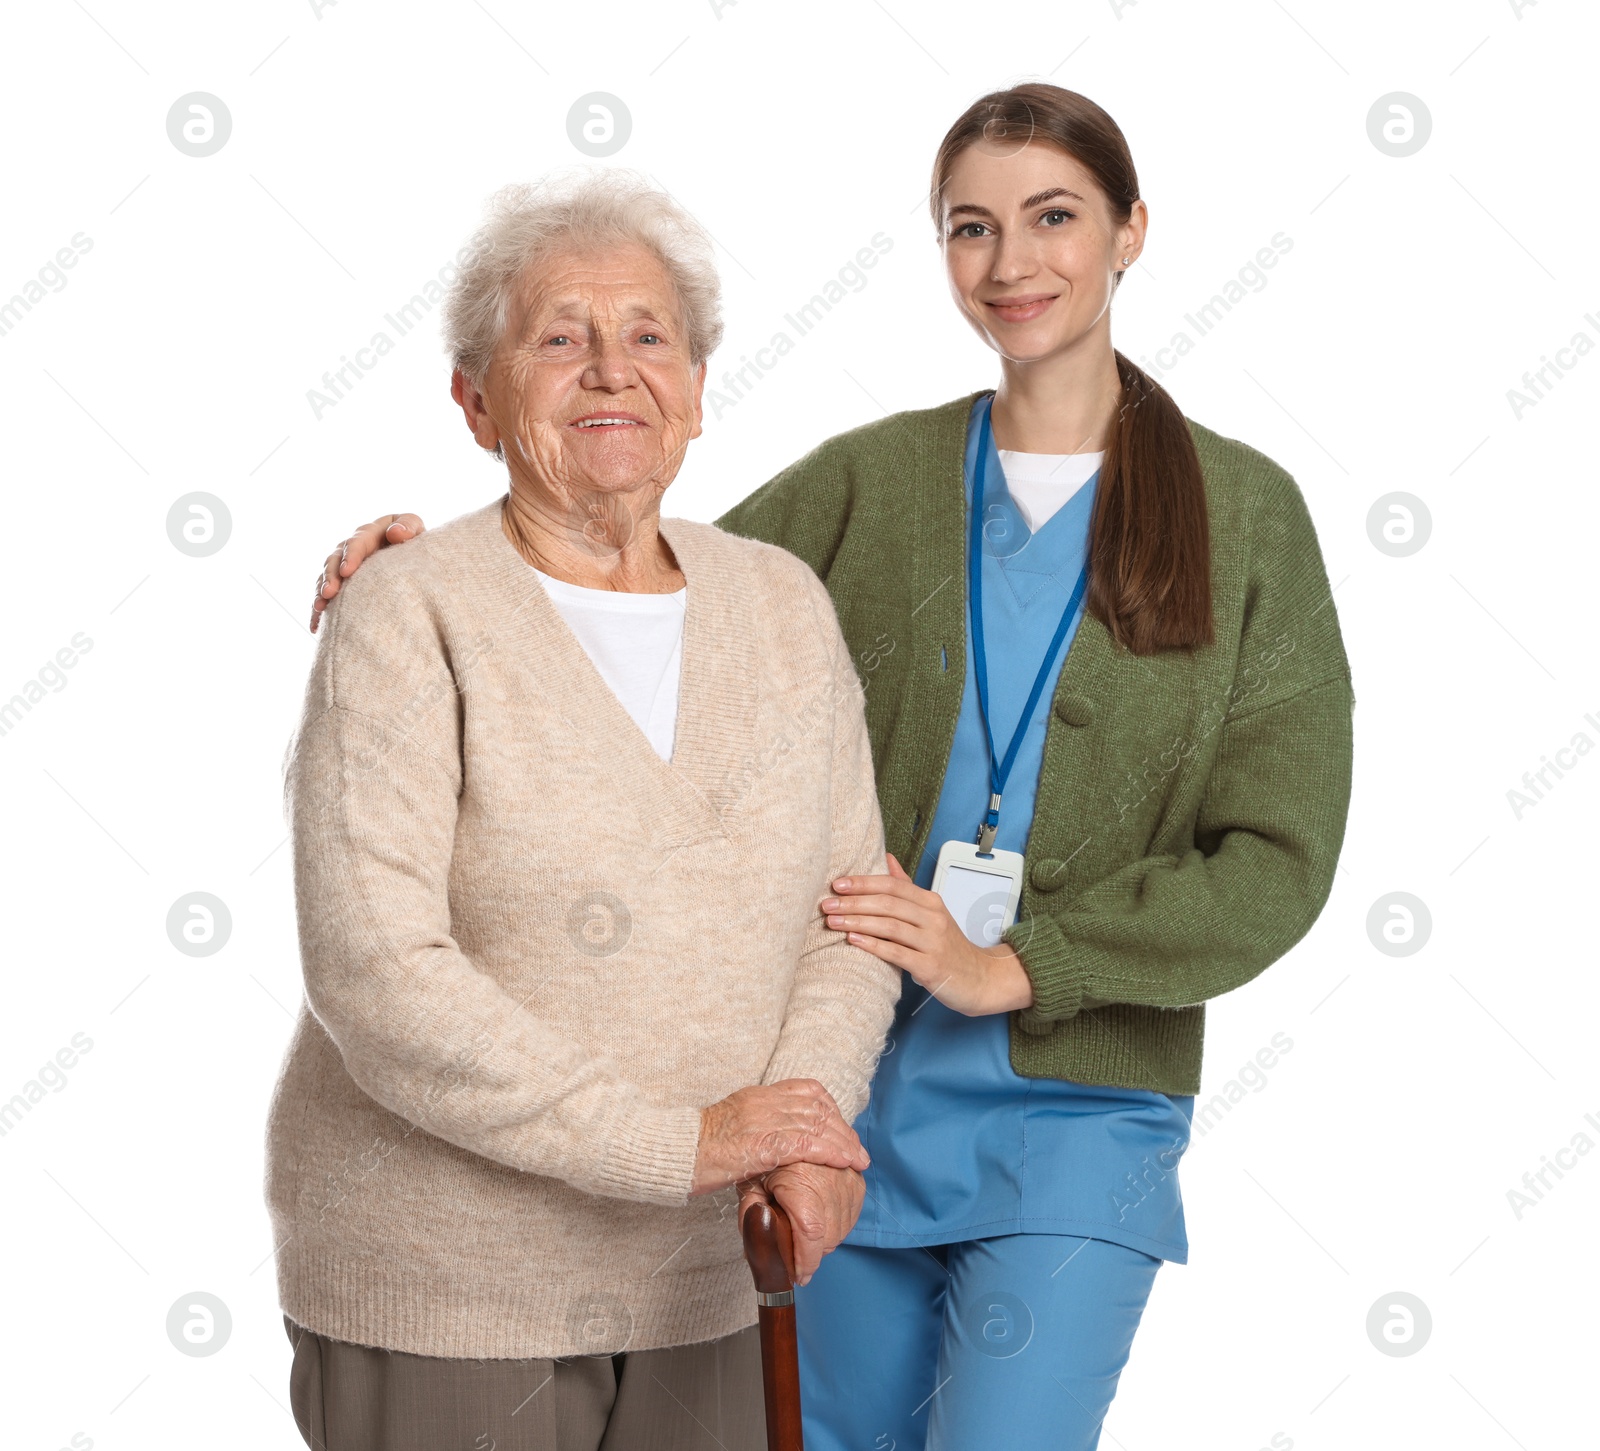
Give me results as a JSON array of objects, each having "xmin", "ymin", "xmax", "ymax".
[{"xmin": 2, "ymin": 1, "xmax": 1595, "ymax": 1448}]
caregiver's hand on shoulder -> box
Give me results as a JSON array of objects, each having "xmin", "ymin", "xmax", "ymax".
[
  {"xmin": 310, "ymin": 513, "xmax": 427, "ymax": 631},
  {"xmin": 822, "ymin": 854, "xmax": 1036, "ymax": 1017},
  {"xmin": 690, "ymin": 1079, "xmax": 869, "ymax": 1197},
  {"xmin": 740, "ymin": 1162, "xmax": 864, "ymax": 1286}
]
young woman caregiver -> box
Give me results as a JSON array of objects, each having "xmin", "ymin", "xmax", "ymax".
[{"xmin": 309, "ymin": 84, "xmax": 1353, "ymax": 1451}]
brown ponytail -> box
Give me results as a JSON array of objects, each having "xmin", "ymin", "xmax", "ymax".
[{"xmin": 932, "ymin": 84, "xmax": 1214, "ymax": 654}]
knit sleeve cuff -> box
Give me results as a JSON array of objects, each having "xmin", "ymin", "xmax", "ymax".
[
  {"xmin": 762, "ymin": 1036, "xmax": 881, "ymax": 1128},
  {"xmin": 585, "ymin": 1101, "xmax": 703, "ymax": 1207},
  {"xmin": 1004, "ymin": 913, "xmax": 1087, "ymax": 1035}
]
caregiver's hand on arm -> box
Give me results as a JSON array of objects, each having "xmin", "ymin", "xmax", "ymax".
[
  {"xmin": 822, "ymin": 855, "xmax": 1035, "ymax": 1017},
  {"xmin": 690, "ymin": 1079, "xmax": 868, "ymax": 1197},
  {"xmin": 738, "ymin": 1163, "xmax": 864, "ymax": 1286},
  {"xmin": 310, "ymin": 513, "xmax": 426, "ymax": 630}
]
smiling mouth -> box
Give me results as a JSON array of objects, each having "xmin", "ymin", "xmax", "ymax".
[
  {"xmin": 985, "ymin": 295, "xmax": 1057, "ymax": 321},
  {"xmin": 571, "ymin": 415, "xmax": 646, "ymax": 429}
]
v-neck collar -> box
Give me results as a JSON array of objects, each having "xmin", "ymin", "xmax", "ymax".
[
  {"xmin": 472, "ymin": 498, "xmax": 757, "ymax": 852},
  {"xmin": 911, "ymin": 390, "xmax": 1127, "ymax": 758},
  {"xmin": 967, "ymin": 393, "xmax": 1097, "ymax": 612}
]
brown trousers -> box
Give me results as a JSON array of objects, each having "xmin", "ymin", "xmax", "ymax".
[{"xmin": 284, "ymin": 1315, "xmax": 765, "ymax": 1451}]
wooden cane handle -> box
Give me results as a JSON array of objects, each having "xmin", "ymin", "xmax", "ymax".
[{"xmin": 741, "ymin": 1198, "xmax": 797, "ymax": 1294}]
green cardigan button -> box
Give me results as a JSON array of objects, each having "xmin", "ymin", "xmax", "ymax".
[
  {"xmin": 1053, "ymin": 694, "xmax": 1095, "ymax": 726},
  {"xmin": 1030, "ymin": 859, "xmax": 1068, "ymax": 893}
]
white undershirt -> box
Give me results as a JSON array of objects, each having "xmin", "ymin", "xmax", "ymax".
[
  {"xmin": 531, "ymin": 567, "xmax": 686, "ymax": 761},
  {"xmin": 997, "ymin": 449, "xmax": 1105, "ymax": 532}
]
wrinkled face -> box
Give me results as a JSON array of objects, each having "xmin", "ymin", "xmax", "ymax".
[
  {"xmin": 474, "ymin": 241, "xmax": 705, "ymax": 502},
  {"xmin": 940, "ymin": 139, "xmax": 1139, "ymax": 364}
]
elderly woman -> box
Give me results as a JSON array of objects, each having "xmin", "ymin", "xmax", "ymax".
[{"xmin": 266, "ymin": 173, "xmax": 901, "ymax": 1451}]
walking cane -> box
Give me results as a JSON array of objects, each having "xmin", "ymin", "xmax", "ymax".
[{"xmin": 741, "ymin": 1198, "xmax": 804, "ymax": 1450}]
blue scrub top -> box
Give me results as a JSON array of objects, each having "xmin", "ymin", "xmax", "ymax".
[{"xmin": 845, "ymin": 395, "xmax": 1195, "ymax": 1263}]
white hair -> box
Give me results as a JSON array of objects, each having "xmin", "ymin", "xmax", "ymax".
[{"xmin": 442, "ymin": 169, "xmax": 724, "ymax": 386}]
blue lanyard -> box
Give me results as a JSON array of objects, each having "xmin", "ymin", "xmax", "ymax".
[{"xmin": 968, "ymin": 401, "xmax": 1090, "ymax": 853}]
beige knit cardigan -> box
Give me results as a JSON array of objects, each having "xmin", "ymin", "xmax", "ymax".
[{"xmin": 265, "ymin": 499, "xmax": 901, "ymax": 1360}]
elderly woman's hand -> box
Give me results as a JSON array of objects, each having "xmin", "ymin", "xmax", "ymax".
[
  {"xmin": 738, "ymin": 1163, "xmax": 865, "ymax": 1286},
  {"xmin": 310, "ymin": 513, "xmax": 427, "ymax": 631},
  {"xmin": 690, "ymin": 1079, "xmax": 868, "ymax": 1197}
]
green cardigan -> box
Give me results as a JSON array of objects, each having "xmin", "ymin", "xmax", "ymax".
[{"xmin": 716, "ymin": 391, "xmax": 1354, "ymax": 1096}]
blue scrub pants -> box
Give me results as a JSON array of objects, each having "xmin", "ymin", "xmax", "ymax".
[{"xmin": 796, "ymin": 1234, "xmax": 1162, "ymax": 1451}]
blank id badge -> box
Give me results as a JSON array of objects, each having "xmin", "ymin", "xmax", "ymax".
[{"xmin": 931, "ymin": 840, "xmax": 1025, "ymax": 948}]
